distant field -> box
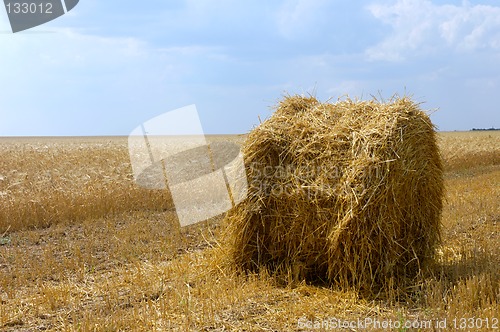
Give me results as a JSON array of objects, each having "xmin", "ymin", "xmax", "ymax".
[
  {"xmin": 0, "ymin": 131, "xmax": 498, "ymax": 331},
  {"xmin": 439, "ymin": 131, "xmax": 500, "ymax": 172}
]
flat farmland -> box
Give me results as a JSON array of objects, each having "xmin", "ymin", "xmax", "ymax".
[{"xmin": 0, "ymin": 132, "xmax": 498, "ymax": 331}]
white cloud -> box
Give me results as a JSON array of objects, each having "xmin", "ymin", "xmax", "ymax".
[{"xmin": 366, "ymin": 0, "xmax": 500, "ymax": 61}]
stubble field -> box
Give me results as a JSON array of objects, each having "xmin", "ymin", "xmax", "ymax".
[{"xmin": 0, "ymin": 131, "xmax": 499, "ymax": 331}]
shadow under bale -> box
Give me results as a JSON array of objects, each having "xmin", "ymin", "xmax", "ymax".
[{"xmin": 221, "ymin": 95, "xmax": 444, "ymax": 295}]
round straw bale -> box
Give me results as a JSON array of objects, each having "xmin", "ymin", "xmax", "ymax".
[{"xmin": 221, "ymin": 95, "xmax": 444, "ymax": 293}]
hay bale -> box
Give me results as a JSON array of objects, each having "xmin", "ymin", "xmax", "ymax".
[{"xmin": 221, "ymin": 95, "xmax": 444, "ymax": 293}]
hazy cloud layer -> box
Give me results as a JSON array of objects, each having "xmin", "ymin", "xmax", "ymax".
[{"xmin": 0, "ymin": 0, "xmax": 498, "ymax": 135}]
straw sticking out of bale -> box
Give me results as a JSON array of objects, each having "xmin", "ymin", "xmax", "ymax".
[{"xmin": 221, "ymin": 95, "xmax": 444, "ymax": 294}]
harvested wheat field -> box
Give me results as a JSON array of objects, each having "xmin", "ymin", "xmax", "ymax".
[{"xmin": 0, "ymin": 120, "xmax": 499, "ymax": 330}]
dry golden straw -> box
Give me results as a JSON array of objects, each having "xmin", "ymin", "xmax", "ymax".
[{"xmin": 222, "ymin": 95, "xmax": 444, "ymax": 294}]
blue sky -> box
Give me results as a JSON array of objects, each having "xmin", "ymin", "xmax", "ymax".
[{"xmin": 0, "ymin": 0, "xmax": 499, "ymax": 136}]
